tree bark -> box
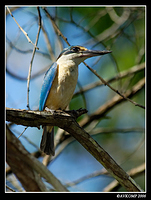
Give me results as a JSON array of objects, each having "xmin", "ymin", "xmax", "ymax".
[
  {"xmin": 6, "ymin": 108, "xmax": 143, "ymax": 192},
  {"xmin": 6, "ymin": 125, "xmax": 69, "ymax": 192}
]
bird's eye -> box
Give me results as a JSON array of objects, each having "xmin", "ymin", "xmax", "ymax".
[{"xmin": 72, "ymin": 47, "xmax": 80, "ymax": 52}]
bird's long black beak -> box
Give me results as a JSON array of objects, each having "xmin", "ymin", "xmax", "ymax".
[{"xmin": 82, "ymin": 49, "xmax": 112, "ymax": 57}]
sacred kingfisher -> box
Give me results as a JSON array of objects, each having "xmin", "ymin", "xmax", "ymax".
[{"xmin": 39, "ymin": 45, "xmax": 111, "ymax": 155}]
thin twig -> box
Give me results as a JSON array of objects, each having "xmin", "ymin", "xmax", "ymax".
[
  {"xmin": 83, "ymin": 61, "xmax": 145, "ymax": 109},
  {"xmin": 27, "ymin": 7, "xmax": 41, "ymax": 110},
  {"xmin": 17, "ymin": 126, "xmax": 28, "ymax": 138},
  {"xmin": 65, "ymin": 168, "xmax": 108, "ymax": 187},
  {"xmin": 6, "ymin": 185, "xmax": 16, "ymax": 192},
  {"xmin": 41, "ymin": 23, "xmax": 56, "ymax": 62},
  {"xmin": 79, "ymin": 77, "xmax": 145, "ymax": 127},
  {"xmin": 6, "ymin": 6, "xmax": 39, "ymax": 50},
  {"xmin": 74, "ymin": 62, "xmax": 145, "ymax": 97},
  {"xmin": 42, "ymin": 7, "xmax": 70, "ymax": 46}
]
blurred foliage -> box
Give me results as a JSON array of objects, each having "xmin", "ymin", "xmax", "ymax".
[{"xmin": 6, "ymin": 6, "xmax": 145, "ymax": 192}]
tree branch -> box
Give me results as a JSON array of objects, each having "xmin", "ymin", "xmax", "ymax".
[
  {"xmin": 42, "ymin": 7, "xmax": 70, "ymax": 46},
  {"xmin": 6, "ymin": 108, "xmax": 143, "ymax": 192},
  {"xmin": 83, "ymin": 62, "xmax": 145, "ymax": 109},
  {"xmin": 74, "ymin": 62, "xmax": 145, "ymax": 97},
  {"xmin": 27, "ymin": 6, "xmax": 41, "ymax": 110},
  {"xmin": 103, "ymin": 163, "xmax": 145, "ymax": 192},
  {"xmin": 6, "ymin": 6, "xmax": 39, "ymax": 50},
  {"xmin": 6, "ymin": 125, "xmax": 47, "ymax": 192},
  {"xmin": 79, "ymin": 77, "xmax": 145, "ymax": 127},
  {"xmin": 6, "ymin": 125, "xmax": 69, "ymax": 192}
]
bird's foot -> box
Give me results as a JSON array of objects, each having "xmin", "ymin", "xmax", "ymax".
[
  {"xmin": 44, "ymin": 107, "xmax": 88, "ymax": 119},
  {"xmin": 44, "ymin": 107, "xmax": 54, "ymax": 114}
]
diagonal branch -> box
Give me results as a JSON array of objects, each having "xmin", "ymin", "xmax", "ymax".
[
  {"xmin": 6, "ymin": 108, "xmax": 143, "ymax": 192},
  {"xmin": 103, "ymin": 163, "xmax": 145, "ymax": 192},
  {"xmin": 42, "ymin": 7, "xmax": 70, "ymax": 46},
  {"xmin": 6, "ymin": 125, "xmax": 47, "ymax": 192},
  {"xmin": 6, "ymin": 6, "xmax": 39, "ymax": 50},
  {"xmin": 83, "ymin": 61, "xmax": 145, "ymax": 109},
  {"xmin": 80, "ymin": 77, "xmax": 145, "ymax": 127},
  {"xmin": 74, "ymin": 62, "xmax": 145, "ymax": 97},
  {"xmin": 6, "ymin": 125, "xmax": 68, "ymax": 192}
]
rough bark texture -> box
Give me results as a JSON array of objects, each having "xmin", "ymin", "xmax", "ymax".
[
  {"xmin": 6, "ymin": 125, "xmax": 69, "ymax": 192},
  {"xmin": 6, "ymin": 108, "xmax": 143, "ymax": 192}
]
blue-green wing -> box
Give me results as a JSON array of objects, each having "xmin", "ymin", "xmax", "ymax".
[{"xmin": 39, "ymin": 62, "xmax": 58, "ymax": 111}]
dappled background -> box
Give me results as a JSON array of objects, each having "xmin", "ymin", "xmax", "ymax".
[{"xmin": 6, "ymin": 6, "xmax": 145, "ymax": 192}]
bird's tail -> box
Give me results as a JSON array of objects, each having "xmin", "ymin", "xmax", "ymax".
[{"xmin": 40, "ymin": 126, "xmax": 55, "ymax": 155}]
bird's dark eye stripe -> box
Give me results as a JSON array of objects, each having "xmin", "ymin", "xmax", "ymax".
[{"xmin": 72, "ymin": 47, "xmax": 80, "ymax": 52}]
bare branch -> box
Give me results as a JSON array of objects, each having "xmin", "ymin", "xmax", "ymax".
[
  {"xmin": 6, "ymin": 125, "xmax": 47, "ymax": 192},
  {"xmin": 42, "ymin": 7, "xmax": 70, "ymax": 46},
  {"xmin": 65, "ymin": 162, "xmax": 145, "ymax": 191},
  {"xmin": 41, "ymin": 23, "xmax": 56, "ymax": 62},
  {"xmin": 6, "ymin": 108, "xmax": 143, "ymax": 192},
  {"xmin": 6, "ymin": 108, "xmax": 87, "ymax": 128},
  {"xmin": 6, "ymin": 125, "xmax": 69, "ymax": 192},
  {"xmin": 6, "ymin": 185, "xmax": 16, "ymax": 192},
  {"xmin": 83, "ymin": 62, "xmax": 145, "ymax": 109},
  {"xmin": 27, "ymin": 7, "xmax": 41, "ymax": 110},
  {"xmin": 6, "ymin": 6, "xmax": 39, "ymax": 50},
  {"xmin": 103, "ymin": 163, "xmax": 145, "ymax": 192},
  {"xmin": 74, "ymin": 62, "xmax": 145, "ymax": 97},
  {"xmin": 80, "ymin": 77, "xmax": 145, "ymax": 127}
]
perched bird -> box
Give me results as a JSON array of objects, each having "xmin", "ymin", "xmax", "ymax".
[{"xmin": 39, "ymin": 45, "xmax": 111, "ymax": 155}]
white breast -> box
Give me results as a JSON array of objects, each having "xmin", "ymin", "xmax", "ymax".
[
  {"xmin": 45, "ymin": 59, "xmax": 78, "ymax": 110},
  {"xmin": 57, "ymin": 61, "xmax": 78, "ymax": 106}
]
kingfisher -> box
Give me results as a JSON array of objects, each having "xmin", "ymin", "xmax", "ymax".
[{"xmin": 39, "ymin": 45, "xmax": 111, "ymax": 155}]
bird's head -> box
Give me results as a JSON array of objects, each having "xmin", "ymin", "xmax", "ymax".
[{"xmin": 56, "ymin": 45, "xmax": 112, "ymax": 65}]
